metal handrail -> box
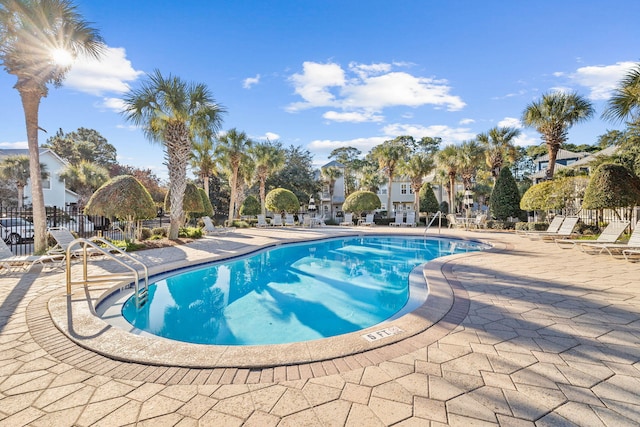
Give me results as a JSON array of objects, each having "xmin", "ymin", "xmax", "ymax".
[
  {"xmin": 65, "ymin": 237, "xmax": 149, "ymax": 308},
  {"xmin": 424, "ymin": 211, "xmax": 445, "ymax": 235}
]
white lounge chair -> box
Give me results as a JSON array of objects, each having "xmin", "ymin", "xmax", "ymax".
[
  {"xmin": 256, "ymin": 214, "xmax": 270, "ymax": 228},
  {"xmin": 517, "ymin": 215, "xmax": 565, "ymax": 236},
  {"xmin": 272, "ymin": 215, "xmax": 284, "ymax": 227},
  {"xmin": 47, "ymin": 227, "xmax": 107, "ymax": 258},
  {"xmin": 528, "ymin": 216, "xmax": 579, "ymax": 241},
  {"xmin": 402, "ymin": 212, "xmax": 416, "ymax": 227},
  {"xmin": 340, "ymin": 213, "xmax": 353, "ymax": 226},
  {"xmin": 446, "ymin": 214, "xmax": 461, "ymax": 229},
  {"xmin": 359, "ymin": 213, "xmax": 375, "ymax": 226},
  {"xmin": 470, "ymin": 214, "xmax": 487, "ymax": 229},
  {"xmin": 580, "ymin": 220, "xmax": 640, "ymax": 256},
  {"xmin": 0, "ymin": 239, "xmax": 63, "ymax": 273},
  {"xmin": 390, "ymin": 213, "xmax": 404, "ymax": 227},
  {"xmin": 202, "ymin": 216, "xmax": 234, "ymax": 235},
  {"xmin": 555, "ymin": 220, "xmax": 630, "ymax": 249},
  {"xmin": 284, "ymin": 214, "xmax": 295, "ymax": 226}
]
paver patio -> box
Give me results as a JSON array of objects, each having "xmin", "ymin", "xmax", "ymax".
[{"xmin": 0, "ymin": 227, "xmax": 638, "ymax": 426}]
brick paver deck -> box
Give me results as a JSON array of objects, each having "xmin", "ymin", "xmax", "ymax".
[{"xmin": 1, "ymin": 227, "xmax": 639, "ymax": 426}]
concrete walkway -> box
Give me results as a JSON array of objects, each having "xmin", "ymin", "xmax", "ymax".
[{"xmin": 0, "ymin": 227, "xmax": 639, "ymax": 426}]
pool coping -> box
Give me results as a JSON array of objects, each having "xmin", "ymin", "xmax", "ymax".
[{"xmin": 46, "ymin": 233, "xmax": 498, "ymax": 369}]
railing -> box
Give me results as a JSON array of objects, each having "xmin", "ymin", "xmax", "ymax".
[
  {"xmin": 424, "ymin": 211, "xmax": 445, "ymax": 235},
  {"xmin": 65, "ymin": 237, "xmax": 149, "ymax": 309}
]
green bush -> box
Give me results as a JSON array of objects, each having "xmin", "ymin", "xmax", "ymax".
[
  {"xmin": 139, "ymin": 227, "xmax": 152, "ymax": 240},
  {"xmin": 85, "ymin": 175, "xmax": 156, "ymax": 221},
  {"xmin": 265, "ymin": 188, "xmax": 300, "ymax": 214},
  {"xmin": 179, "ymin": 227, "xmax": 203, "ymax": 238},
  {"xmin": 582, "ymin": 163, "xmax": 640, "ymax": 209},
  {"xmin": 189, "ymin": 188, "xmax": 214, "ymax": 220},
  {"xmin": 490, "ymin": 167, "xmax": 522, "ymax": 221},
  {"xmin": 165, "ymin": 183, "xmax": 204, "ymax": 213},
  {"xmin": 152, "ymin": 227, "xmax": 168, "ymax": 237},
  {"xmin": 240, "ymin": 195, "xmax": 261, "ymax": 217},
  {"xmin": 342, "ymin": 191, "xmax": 381, "ymax": 216},
  {"xmin": 419, "ymin": 183, "xmax": 440, "ymax": 214}
]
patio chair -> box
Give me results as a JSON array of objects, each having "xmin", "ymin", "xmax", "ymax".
[
  {"xmin": 359, "ymin": 213, "xmax": 375, "ymax": 226},
  {"xmin": 256, "ymin": 214, "xmax": 271, "ymax": 228},
  {"xmin": 580, "ymin": 220, "xmax": 640, "ymax": 256},
  {"xmin": 402, "ymin": 212, "xmax": 416, "ymax": 227},
  {"xmin": 528, "ymin": 216, "xmax": 579, "ymax": 241},
  {"xmin": 201, "ymin": 216, "xmax": 234, "ymax": 235},
  {"xmin": 517, "ymin": 215, "xmax": 565, "ymax": 236},
  {"xmin": 390, "ymin": 212, "xmax": 404, "ymax": 227},
  {"xmin": 446, "ymin": 214, "xmax": 460, "ymax": 229},
  {"xmin": 272, "ymin": 215, "xmax": 284, "ymax": 227},
  {"xmin": 47, "ymin": 227, "xmax": 105, "ymax": 258},
  {"xmin": 0, "ymin": 239, "xmax": 63, "ymax": 273},
  {"xmin": 284, "ymin": 214, "xmax": 296, "ymax": 226},
  {"xmin": 555, "ymin": 220, "xmax": 630, "ymax": 249},
  {"xmin": 340, "ymin": 213, "xmax": 353, "ymax": 226},
  {"xmin": 471, "ymin": 214, "xmax": 487, "ymax": 229}
]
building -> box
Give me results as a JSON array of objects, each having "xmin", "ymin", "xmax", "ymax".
[
  {"xmin": 0, "ymin": 148, "xmax": 78, "ymax": 208},
  {"xmin": 530, "ymin": 149, "xmax": 590, "ymax": 183}
]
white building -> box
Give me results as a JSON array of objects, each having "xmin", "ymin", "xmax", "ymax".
[{"xmin": 0, "ymin": 148, "xmax": 78, "ymax": 208}]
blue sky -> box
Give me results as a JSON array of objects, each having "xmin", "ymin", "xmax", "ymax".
[{"xmin": 1, "ymin": 0, "xmax": 639, "ymax": 181}]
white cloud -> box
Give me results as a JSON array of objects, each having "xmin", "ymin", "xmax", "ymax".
[
  {"xmin": 287, "ymin": 61, "xmax": 465, "ymax": 122},
  {"xmin": 513, "ymin": 131, "xmax": 539, "ymax": 147},
  {"xmin": 264, "ymin": 132, "xmax": 280, "ymax": 140},
  {"xmin": 497, "ymin": 117, "xmax": 522, "ymax": 129},
  {"xmin": 322, "ymin": 110, "xmax": 384, "ymax": 123},
  {"xmin": 308, "ymin": 136, "xmax": 387, "ymax": 162},
  {"xmin": 0, "ymin": 141, "xmax": 28, "ymax": 149},
  {"xmin": 569, "ymin": 61, "xmax": 636, "ymax": 100},
  {"xmin": 99, "ymin": 97, "xmax": 127, "ymax": 112},
  {"xmin": 459, "ymin": 118, "xmax": 475, "ymax": 125},
  {"xmin": 64, "ymin": 46, "xmax": 144, "ymax": 96},
  {"xmin": 382, "ymin": 123, "xmax": 475, "ymax": 144},
  {"xmin": 243, "ymin": 74, "xmax": 260, "ymax": 89}
]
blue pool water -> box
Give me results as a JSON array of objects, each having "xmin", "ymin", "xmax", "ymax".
[{"xmin": 121, "ymin": 236, "xmax": 485, "ymax": 345}]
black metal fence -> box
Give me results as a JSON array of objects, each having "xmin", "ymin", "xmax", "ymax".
[{"xmin": 1, "ymin": 205, "xmax": 168, "ymax": 256}]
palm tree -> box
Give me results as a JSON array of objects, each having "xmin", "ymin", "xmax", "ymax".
[
  {"xmin": 436, "ymin": 144, "xmax": 459, "ymax": 213},
  {"xmin": 215, "ymin": 128, "xmax": 252, "ymax": 222},
  {"xmin": 457, "ymin": 140, "xmax": 485, "ymax": 191},
  {"xmin": 123, "ymin": 70, "xmax": 225, "ymax": 239},
  {"xmin": 399, "ymin": 153, "xmax": 435, "ymax": 220},
  {"xmin": 370, "ymin": 140, "xmax": 409, "ymax": 217},
  {"xmin": 476, "ymin": 126, "xmax": 520, "ymax": 180},
  {"xmin": 0, "ymin": 0, "xmax": 104, "ymax": 252},
  {"xmin": 522, "ymin": 92, "xmax": 595, "ymax": 180},
  {"xmin": 250, "ymin": 141, "xmax": 285, "ymax": 215},
  {"xmin": 0, "ymin": 155, "xmax": 48, "ymax": 208},
  {"xmin": 320, "ymin": 165, "xmax": 343, "ymax": 220},
  {"xmin": 602, "ymin": 63, "xmax": 640, "ymax": 124},
  {"xmin": 191, "ymin": 135, "xmax": 216, "ymax": 196}
]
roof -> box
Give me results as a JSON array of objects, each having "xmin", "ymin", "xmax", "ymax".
[
  {"xmin": 0, "ymin": 148, "xmax": 69, "ymax": 166},
  {"xmin": 534, "ymin": 149, "xmax": 589, "ymax": 163},
  {"xmin": 321, "ymin": 160, "xmax": 345, "ymax": 169},
  {"xmin": 530, "ymin": 163, "xmax": 568, "ymax": 179},
  {"xmin": 569, "ymin": 145, "xmax": 619, "ymax": 167}
]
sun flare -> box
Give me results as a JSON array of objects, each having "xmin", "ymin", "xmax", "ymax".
[{"xmin": 50, "ymin": 48, "xmax": 74, "ymax": 67}]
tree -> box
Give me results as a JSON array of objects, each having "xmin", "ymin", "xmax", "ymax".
[
  {"xmin": 477, "ymin": 126, "xmax": 520, "ymax": 179},
  {"xmin": 122, "ymin": 70, "xmax": 225, "ymax": 239},
  {"xmin": 189, "ymin": 187, "xmax": 214, "ymax": 221},
  {"xmin": 342, "ymin": 190, "xmax": 381, "ymax": 218},
  {"xmin": 522, "ymin": 91, "xmax": 595, "ymax": 180},
  {"xmin": 59, "ymin": 160, "xmax": 109, "ymax": 208},
  {"xmin": 329, "ymin": 146, "xmax": 361, "ymax": 196},
  {"xmin": 320, "ymin": 165, "xmax": 343, "ymax": 220},
  {"xmin": 582, "ymin": 163, "xmax": 640, "ymax": 213},
  {"xmin": 0, "ymin": 154, "xmax": 47, "ymax": 208},
  {"xmin": 267, "ymin": 145, "xmax": 319, "ymax": 203},
  {"xmin": 490, "ymin": 167, "xmax": 522, "ymax": 221},
  {"xmin": 399, "ymin": 152, "xmax": 435, "ymax": 220},
  {"xmin": 190, "ymin": 135, "xmax": 216, "ymax": 196},
  {"xmin": 0, "ymin": 0, "xmax": 104, "ymax": 253},
  {"xmin": 43, "ymin": 127, "xmax": 117, "ymax": 167},
  {"xmin": 215, "ymin": 128, "xmax": 252, "ymax": 222},
  {"xmin": 164, "ymin": 182, "xmax": 204, "ymax": 225},
  {"xmin": 602, "ymin": 62, "xmax": 640, "ymax": 123},
  {"xmin": 250, "ymin": 141, "xmax": 285, "ymax": 215},
  {"xmin": 457, "ymin": 140, "xmax": 485, "ymax": 191},
  {"xmin": 370, "ymin": 137, "xmax": 410, "ymax": 217},
  {"xmin": 436, "ymin": 144, "xmax": 459, "ymax": 213},
  {"xmin": 85, "ymin": 175, "xmax": 156, "ymax": 240},
  {"xmin": 265, "ymin": 188, "xmax": 299, "ymax": 218},
  {"xmin": 239, "ymin": 195, "xmax": 260, "ymax": 217},
  {"xmin": 419, "ymin": 183, "xmax": 440, "ymax": 216},
  {"xmin": 109, "ymin": 164, "xmax": 166, "ymax": 204}
]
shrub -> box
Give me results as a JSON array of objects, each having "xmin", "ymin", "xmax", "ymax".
[
  {"xmin": 265, "ymin": 188, "xmax": 300, "ymax": 214},
  {"xmin": 342, "ymin": 191, "xmax": 381, "ymax": 217},
  {"xmin": 189, "ymin": 188, "xmax": 214, "ymax": 220},
  {"xmin": 152, "ymin": 227, "xmax": 167, "ymax": 237},
  {"xmin": 139, "ymin": 227, "xmax": 152, "ymax": 240},
  {"xmin": 490, "ymin": 167, "xmax": 522, "ymax": 221},
  {"xmin": 239, "ymin": 195, "xmax": 261, "ymax": 217},
  {"xmin": 438, "ymin": 201, "xmax": 449, "ymax": 213},
  {"xmin": 179, "ymin": 227, "xmax": 203, "ymax": 238},
  {"xmin": 165, "ymin": 183, "xmax": 204, "ymax": 214},
  {"xmin": 419, "ymin": 183, "xmax": 440, "ymax": 214},
  {"xmin": 85, "ymin": 175, "xmax": 156, "ymax": 221},
  {"xmin": 582, "ymin": 163, "xmax": 640, "ymax": 209}
]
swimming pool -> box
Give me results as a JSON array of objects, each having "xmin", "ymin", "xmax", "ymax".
[{"xmin": 118, "ymin": 236, "xmax": 485, "ymax": 346}]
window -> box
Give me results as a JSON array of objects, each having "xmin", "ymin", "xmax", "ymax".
[
  {"xmin": 42, "ymin": 178, "xmax": 51, "ymax": 190},
  {"xmin": 401, "ymin": 184, "xmax": 407, "ymax": 194},
  {"xmin": 409, "ymin": 186, "xmax": 414, "ymax": 194}
]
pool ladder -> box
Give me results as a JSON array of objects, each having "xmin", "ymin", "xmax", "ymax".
[
  {"xmin": 65, "ymin": 237, "xmax": 149, "ymax": 309},
  {"xmin": 424, "ymin": 211, "xmax": 445, "ymax": 236}
]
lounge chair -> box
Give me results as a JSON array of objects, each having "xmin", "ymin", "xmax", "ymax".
[
  {"xmin": 340, "ymin": 213, "xmax": 353, "ymax": 226},
  {"xmin": 390, "ymin": 213, "xmax": 404, "ymax": 227},
  {"xmin": 446, "ymin": 214, "xmax": 461, "ymax": 229},
  {"xmin": 402, "ymin": 212, "xmax": 416, "ymax": 227},
  {"xmin": 272, "ymin": 215, "xmax": 284, "ymax": 227},
  {"xmin": 555, "ymin": 220, "xmax": 630, "ymax": 249},
  {"xmin": 623, "ymin": 248, "xmax": 640, "ymax": 262},
  {"xmin": 256, "ymin": 214, "xmax": 271, "ymax": 228},
  {"xmin": 47, "ymin": 227, "xmax": 106, "ymax": 258},
  {"xmin": 284, "ymin": 214, "xmax": 295, "ymax": 226},
  {"xmin": 580, "ymin": 220, "xmax": 640, "ymax": 256},
  {"xmin": 471, "ymin": 214, "xmax": 487, "ymax": 229},
  {"xmin": 517, "ymin": 215, "xmax": 565, "ymax": 236},
  {"xmin": 202, "ymin": 216, "xmax": 234, "ymax": 235},
  {"xmin": 528, "ymin": 216, "xmax": 579, "ymax": 241},
  {"xmin": 359, "ymin": 213, "xmax": 375, "ymax": 226},
  {"xmin": 0, "ymin": 239, "xmax": 63, "ymax": 273}
]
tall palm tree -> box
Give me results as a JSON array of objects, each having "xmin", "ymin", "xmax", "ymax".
[
  {"xmin": 522, "ymin": 92, "xmax": 594, "ymax": 180},
  {"xmin": 436, "ymin": 144, "xmax": 459, "ymax": 213},
  {"xmin": 250, "ymin": 141, "xmax": 285, "ymax": 215},
  {"xmin": 123, "ymin": 70, "xmax": 225, "ymax": 239},
  {"xmin": 215, "ymin": 128, "xmax": 252, "ymax": 222},
  {"xmin": 476, "ymin": 126, "xmax": 520, "ymax": 180},
  {"xmin": 399, "ymin": 152, "xmax": 435, "ymax": 220},
  {"xmin": 602, "ymin": 63, "xmax": 640, "ymax": 123},
  {"xmin": 320, "ymin": 165, "xmax": 343, "ymax": 220},
  {"xmin": 0, "ymin": 0, "xmax": 104, "ymax": 252},
  {"xmin": 370, "ymin": 140, "xmax": 409, "ymax": 217},
  {"xmin": 191, "ymin": 135, "xmax": 216, "ymax": 196},
  {"xmin": 0, "ymin": 154, "xmax": 48, "ymax": 208},
  {"xmin": 457, "ymin": 140, "xmax": 485, "ymax": 191}
]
